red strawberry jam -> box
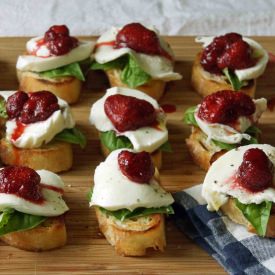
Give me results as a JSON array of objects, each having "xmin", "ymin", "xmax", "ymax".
[
  {"xmin": 0, "ymin": 166, "xmax": 43, "ymax": 203},
  {"xmin": 200, "ymin": 32, "xmax": 256, "ymax": 74},
  {"xmin": 114, "ymin": 23, "xmax": 172, "ymax": 60},
  {"xmin": 43, "ymin": 25, "xmax": 78, "ymax": 56},
  {"xmin": 118, "ymin": 150, "xmax": 155, "ymax": 183},
  {"xmin": 104, "ymin": 94, "xmax": 157, "ymax": 132},
  {"xmin": 197, "ymin": 90, "xmax": 255, "ymax": 124},
  {"xmin": 6, "ymin": 91, "xmax": 60, "ymax": 124},
  {"xmin": 236, "ymin": 148, "xmax": 274, "ymax": 192}
]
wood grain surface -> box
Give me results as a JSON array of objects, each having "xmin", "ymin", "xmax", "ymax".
[{"xmin": 0, "ymin": 36, "xmax": 274, "ymax": 275}]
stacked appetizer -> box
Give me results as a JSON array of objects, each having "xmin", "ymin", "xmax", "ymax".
[
  {"xmin": 0, "ymin": 166, "xmax": 69, "ymax": 251},
  {"xmin": 202, "ymin": 144, "xmax": 275, "ymax": 237},
  {"xmin": 89, "ymin": 87, "xmax": 171, "ymax": 169},
  {"xmin": 16, "ymin": 25, "xmax": 94, "ymax": 104},
  {"xmin": 89, "ymin": 149, "xmax": 174, "ymax": 256},
  {"xmin": 192, "ymin": 32, "xmax": 268, "ymax": 97},
  {"xmin": 91, "ymin": 22, "xmax": 182, "ymax": 101},
  {"xmin": 184, "ymin": 90, "xmax": 266, "ymax": 170},
  {"xmin": 0, "ymin": 90, "xmax": 86, "ymax": 172}
]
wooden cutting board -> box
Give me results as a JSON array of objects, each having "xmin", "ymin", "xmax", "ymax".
[{"xmin": 0, "ymin": 36, "xmax": 274, "ymax": 275}]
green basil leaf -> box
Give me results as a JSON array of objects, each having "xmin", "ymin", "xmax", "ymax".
[
  {"xmin": 235, "ymin": 199, "xmax": 272, "ymax": 236},
  {"xmin": 159, "ymin": 141, "xmax": 172, "ymax": 152},
  {"xmin": 100, "ymin": 205, "xmax": 174, "ymax": 222},
  {"xmin": 0, "ymin": 98, "xmax": 8, "ymax": 119},
  {"xmin": 183, "ymin": 106, "xmax": 198, "ymax": 127},
  {"xmin": 100, "ymin": 130, "xmax": 133, "ymax": 152},
  {"xmin": 90, "ymin": 55, "xmax": 128, "ymax": 71},
  {"xmin": 223, "ymin": 68, "xmax": 245, "ymax": 91},
  {"xmin": 39, "ymin": 62, "xmax": 85, "ymax": 81},
  {"xmin": 211, "ymin": 139, "xmax": 237, "ymax": 150},
  {"xmin": 54, "ymin": 128, "xmax": 87, "ymax": 148},
  {"xmin": 120, "ymin": 54, "xmax": 151, "ymax": 88},
  {"xmin": 0, "ymin": 208, "xmax": 46, "ymax": 236}
]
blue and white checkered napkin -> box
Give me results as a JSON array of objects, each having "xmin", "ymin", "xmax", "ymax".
[{"xmin": 172, "ymin": 185, "xmax": 275, "ymax": 275}]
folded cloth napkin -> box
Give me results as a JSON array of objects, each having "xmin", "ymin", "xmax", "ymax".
[{"xmin": 172, "ymin": 185, "xmax": 275, "ymax": 275}]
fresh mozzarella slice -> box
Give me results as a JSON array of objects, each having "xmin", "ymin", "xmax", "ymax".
[
  {"xmin": 202, "ymin": 144, "xmax": 275, "ymax": 211},
  {"xmin": 94, "ymin": 27, "xmax": 182, "ymax": 81},
  {"xmin": 1, "ymin": 91, "xmax": 75, "ymax": 149},
  {"xmin": 0, "ymin": 169, "xmax": 69, "ymax": 216},
  {"xmin": 90, "ymin": 149, "xmax": 174, "ymax": 211},
  {"xmin": 89, "ymin": 87, "xmax": 168, "ymax": 153},
  {"xmin": 194, "ymin": 98, "xmax": 267, "ymax": 144},
  {"xmin": 195, "ymin": 36, "xmax": 268, "ymax": 81},
  {"xmin": 17, "ymin": 38, "xmax": 94, "ymax": 72}
]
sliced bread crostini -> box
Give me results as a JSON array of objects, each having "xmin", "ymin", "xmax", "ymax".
[
  {"xmin": 0, "ymin": 90, "xmax": 86, "ymax": 172},
  {"xmin": 202, "ymin": 144, "xmax": 275, "ymax": 238},
  {"xmin": 0, "ymin": 166, "xmax": 69, "ymax": 251},
  {"xmin": 184, "ymin": 90, "xmax": 266, "ymax": 170},
  {"xmin": 89, "ymin": 149, "xmax": 174, "ymax": 256},
  {"xmin": 191, "ymin": 33, "xmax": 268, "ymax": 97},
  {"xmin": 89, "ymin": 86, "xmax": 171, "ymax": 170},
  {"xmin": 91, "ymin": 22, "xmax": 182, "ymax": 101},
  {"xmin": 16, "ymin": 25, "xmax": 94, "ymax": 104}
]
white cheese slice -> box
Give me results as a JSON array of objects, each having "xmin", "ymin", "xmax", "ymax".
[
  {"xmin": 194, "ymin": 98, "xmax": 267, "ymax": 144},
  {"xmin": 0, "ymin": 91, "xmax": 75, "ymax": 149},
  {"xmin": 195, "ymin": 36, "xmax": 268, "ymax": 81},
  {"xmin": 94, "ymin": 27, "xmax": 182, "ymax": 81},
  {"xmin": 90, "ymin": 149, "xmax": 174, "ymax": 211},
  {"xmin": 202, "ymin": 144, "xmax": 275, "ymax": 211},
  {"xmin": 0, "ymin": 169, "xmax": 69, "ymax": 216},
  {"xmin": 89, "ymin": 87, "xmax": 168, "ymax": 153},
  {"xmin": 16, "ymin": 37, "xmax": 95, "ymax": 72}
]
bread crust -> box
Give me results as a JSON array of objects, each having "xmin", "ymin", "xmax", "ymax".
[
  {"xmin": 105, "ymin": 69, "xmax": 166, "ymax": 101},
  {"xmin": 191, "ymin": 53, "xmax": 256, "ymax": 97},
  {"xmin": 221, "ymin": 198, "xmax": 275, "ymax": 238},
  {"xmin": 17, "ymin": 70, "xmax": 82, "ymax": 104},
  {"xmin": 186, "ymin": 127, "xmax": 226, "ymax": 171},
  {"xmin": 0, "ymin": 216, "xmax": 67, "ymax": 251},
  {"xmin": 0, "ymin": 139, "xmax": 73, "ymax": 173},
  {"xmin": 95, "ymin": 207, "xmax": 166, "ymax": 256},
  {"xmin": 99, "ymin": 137, "xmax": 162, "ymax": 170}
]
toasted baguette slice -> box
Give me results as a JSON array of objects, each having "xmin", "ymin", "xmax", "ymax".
[
  {"xmin": 105, "ymin": 69, "xmax": 166, "ymax": 101},
  {"xmin": 99, "ymin": 138, "xmax": 162, "ymax": 170},
  {"xmin": 186, "ymin": 127, "xmax": 226, "ymax": 171},
  {"xmin": 0, "ymin": 216, "xmax": 66, "ymax": 251},
  {"xmin": 17, "ymin": 70, "xmax": 82, "ymax": 104},
  {"xmin": 0, "ymin": 139, "xmax": 73, "ymax": 173},
  {"xmin": 221, "ymin": 198, "xmax": 275, "ymax": 238},
  {"xmin": 95, "ymin": 207, "xmax": 165, "ymax": 256},
  {"xmin": 191, "ymin": 53, "xmax": 256, "ymax": 98}
]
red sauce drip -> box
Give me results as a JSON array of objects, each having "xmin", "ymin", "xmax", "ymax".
[
  {"xmin": 161, "ymin": 104, "xmax": 176, "ymax": 113},
  {"xmin": 11, "ymin": 120, "xmax": 26, "ymax": 141},
  {"xmin": 40, "ymin": 183, "xmax": 64, "ymax": 194},
  {"xmin": 0, "ymin": 166, "xmax": 44, "ymax": 204},
  {"xmin": 95, "ymin": 41, "xmax": 116, "ymax": 49},
  {"xmin": 267, "ymin": 97, "xmax": 275, "ymax": 111}
]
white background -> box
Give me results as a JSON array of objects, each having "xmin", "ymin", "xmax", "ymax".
[{"xmin": 1, "ymin": 0, "xmax": 275, "ymax": 36}]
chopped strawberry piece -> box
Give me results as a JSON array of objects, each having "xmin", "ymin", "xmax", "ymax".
[
  {"xmin": 236, "ymin": 148, "xmax": 274, "ymax": 192},
  {"xmin": 118, "ymin": 150, "xmax": 155, "ymax": 183},
  {"xmin": 6, "ymin": 91, "xmax": 29, "ymax": 119},
  {"xmin": 104, "ymin": 94, "xmax": 157, "ymax": 132}
]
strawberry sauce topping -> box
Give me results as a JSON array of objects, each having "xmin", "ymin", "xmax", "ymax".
[
  {"xmin": 236, "ymin": 148, "xmax": 274, "ymax": 192},
  {"xmin": 6, "ymin": 91, "xmax": 60, "ymax": 141},
  {"xmin": 0, "ymin": 166, "xmax": 44, "ymax": 203},
  {"xmin": 200, "ymin": 32, "xmax": 256, "ymax": 74},
  {"xmin": 114, "ymin": 23, "xmax": 173, "ymax": 61},
  {"xmin": 118, "ymin": 151, "xmax": 155, "ymax": 183},
  {"xmin": 104, "ymin": 94, "xmax": 157, "ymax": 132},
  {"xmin": 197, "ymin": 90, "xmax": 255, "ymax": 124},
  {"xmin": 31, "ymin": 25, "xmax": 78, "ymax": 56}
]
